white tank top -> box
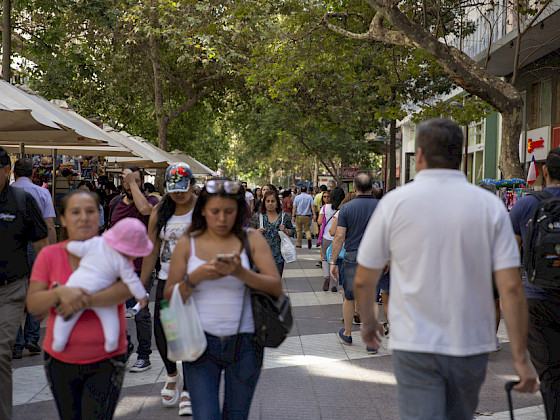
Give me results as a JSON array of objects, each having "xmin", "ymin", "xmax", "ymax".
[
  {"xmin": 158, "ymin": 211, "xmax": 193, "ymax": 280},
  {"xmin": 187, "ymin": 235, "xmax": 254, "ymax": 336}
]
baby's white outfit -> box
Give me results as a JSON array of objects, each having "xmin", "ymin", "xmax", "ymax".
[{"xmin": 52, "ymin": 236, "xmax": 147, "ymax": 353}]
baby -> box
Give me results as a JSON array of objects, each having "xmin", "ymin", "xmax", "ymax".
[{"xmin": 52, "ymin": 217, "xmax": 153, "ymax": 353}]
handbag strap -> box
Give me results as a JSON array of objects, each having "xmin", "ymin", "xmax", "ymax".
[{"xmin": 259, "ymin": 214, "xmax": 264, "ymax": 229}]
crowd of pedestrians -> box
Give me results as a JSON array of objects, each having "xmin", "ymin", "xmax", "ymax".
[{"xmin": 1, "ymin": 115, "xmax": 560, "ymax": 420}]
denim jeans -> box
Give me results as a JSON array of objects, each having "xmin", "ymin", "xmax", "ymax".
[
  {"xmin": 527, "ymin": 297, "xmax": 560, "ymax": 420},
  {"xmin": 184, "ymin": 333, "xmax": 263, "ymax": 420},
  {"xmin": 341, "ymin": 250, "xmax": 358, "ymax": 300},
  {"xmin": 127, "ymin": 272, "xmax": 154, "ymax": 359},
  {"xmin": 44, "ymin": 352, "xmax": 126, "ymax": 420},
  {"xmin": 393, "ymin": 350, "xmax": 488, "ymax": 420}
]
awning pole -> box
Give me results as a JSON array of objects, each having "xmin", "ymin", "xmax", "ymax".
[
  {"xmin": 19, "ymin": 142, "xmax": 24, "ymax": 157},
  {"xmin": 52, "ymin": 148, "xmax": 57, "ymax": 204}
]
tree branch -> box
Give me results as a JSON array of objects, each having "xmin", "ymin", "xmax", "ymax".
[{"xmin": 168, "ymin": 86, "xmax": 213, "ymax": 122}]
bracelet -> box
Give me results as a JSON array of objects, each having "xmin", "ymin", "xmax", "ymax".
[
  {"xmin": 52, "ymin": 282, "xmax": 60, "ymax": 307},
  {"xmin": 184, "ymin": 276, "xmax": 196, "ymax": 289},
  {"xmin": 329, "ymin": 261, "xmax": 337, "ymax": 265}
]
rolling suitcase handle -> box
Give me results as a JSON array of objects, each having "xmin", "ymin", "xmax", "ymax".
[{"xmin": 505, "ymin": 381, "xmax": 520, "ymax": 420}]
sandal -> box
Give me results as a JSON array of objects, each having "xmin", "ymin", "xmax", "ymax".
[
  {"xmin": 178, "ymin": 391, "xmax": 193, "ymax": 416},
  {"xmin": 161, "ymin": 372, "xmax": 181, "ymax": 407}
]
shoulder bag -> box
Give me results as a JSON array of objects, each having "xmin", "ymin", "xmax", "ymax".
[{"xmin": 244, "ymin": 233, "xmax": 293, "ymax": 348}]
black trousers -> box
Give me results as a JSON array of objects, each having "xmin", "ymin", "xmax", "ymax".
[
  {"xmin": 527, "ymin": 297, "xmax": 560, "ymax": 420},
  {"xmin": 44, "ymin": 353, "xmax": 126, "ymax": 420}
]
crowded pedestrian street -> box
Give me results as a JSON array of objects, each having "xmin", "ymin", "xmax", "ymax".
[{"xmin": 11, "ymin": 244, "xmax": 544, "ymax": 420}]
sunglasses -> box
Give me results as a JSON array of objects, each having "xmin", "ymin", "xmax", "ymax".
[{"xmin": 206, "ymin": 179, "xmax": 241, "ymax": 194}]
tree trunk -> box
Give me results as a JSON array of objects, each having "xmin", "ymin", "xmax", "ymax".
[
  {"xmin": 499, "ymin": 106, "xmax": 524, "ymax": 179},
  {"xmin": 2, "ymin": 0, "xmax": 11, "ymax": 81},
  {"xmin": 389, "ymin": 119, "xmax": 397, "ymax": 191}
]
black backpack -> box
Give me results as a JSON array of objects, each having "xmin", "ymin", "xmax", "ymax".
[{"xmin": 523, "ymin": 191, "xmax": 560, "ymax": 289}]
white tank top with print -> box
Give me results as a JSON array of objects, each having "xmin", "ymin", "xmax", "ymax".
[{"xmin": 158, "ymin": 211, "xmax": 193, "ymax": 280}]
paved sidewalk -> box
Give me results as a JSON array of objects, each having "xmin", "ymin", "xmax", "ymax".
[{"xmin": 12, "ymin": 245, "xmax": 544, "ymax": 419}]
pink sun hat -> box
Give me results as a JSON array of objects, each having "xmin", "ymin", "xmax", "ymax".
[{"xmin": 102, "ymin": 217, "xmax": 153, "ymax": 258}]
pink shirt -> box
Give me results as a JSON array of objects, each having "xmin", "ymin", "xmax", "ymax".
[{"xmin": 31, "ymin": 241, "xmax": 127, "ymax": 364}]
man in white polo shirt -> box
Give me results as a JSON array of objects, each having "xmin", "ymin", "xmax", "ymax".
[{"xmin": 353, "ymin": 119, "xmax": 538, "ymax": 419}]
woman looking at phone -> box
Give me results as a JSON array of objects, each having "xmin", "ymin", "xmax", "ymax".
[{"xmin": 164, "ymin": 178, "xmax": 281, "ymax": 420}]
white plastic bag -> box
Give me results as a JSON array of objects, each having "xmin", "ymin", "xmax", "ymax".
[
  {"xmin": 279, "ymin": 231, "xmax": 297, "ymax": 263},
  {"xmin": 166, "ymin": 283, "xmax": 207, "ymax": 362}
]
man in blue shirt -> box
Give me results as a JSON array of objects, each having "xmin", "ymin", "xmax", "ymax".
[
  {"xmin": 329, "ymin": 172, "xmax": 378, "ymax": 353},
  {"xmin": 510, "ymin": 148, "xmax": 560, "ymax": 419},
  {"xmin": 292, "ymin": 186, "xmax": 316, "ymax": 249}
]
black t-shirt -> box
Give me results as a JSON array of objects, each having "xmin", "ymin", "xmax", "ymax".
[{"xmin": 0, "ymin": 185, "xmax": 48, "ymax": 281}]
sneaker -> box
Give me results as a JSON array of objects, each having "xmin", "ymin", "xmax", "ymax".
[
  {"xmin": 495, "ymin": 336, "xmax": 501, "ymax": 352},
  {"xmin": 366, "ymin": 346, "xmax": 378, "ymax": 355},
  {"xmin": 331, "ymin": 286, "xmax": 337, "ymax": 292},
  {"xmin": 130, "ymin": 358, "xmax": 151, "ymax": 372},
  {"xmin": 338, "ymin": 328, "xmax": 352, "ymax": 345},
  {"xmin": 308, "ymin": 239, "xmax": 312, "ymax": 249},
  {"xmin": 24, "ymin": 341, "xmax": 41, "ymax": 355},
  {"xmin": 295, "ymin": 245, "xmax": 302, "ymax": 248},
  {"xmin": 178, "ymin": 391, "xmax": 193, "ymax": 416},
  {"xmin": 12, "ymin": 350, "xmax": 22, "ymax": 360},
  {"xmin": 126, "ymin": 308, "xmax": 134, "ymax": 319},
  {"xmin": 315, "ymin": 261, "xmax": 322, "ymax": 267},
  {"xmin": 353, "ymin": 314, "xmax": 362, "ymax": 325},
  {"xmin": 322, "ymin": 276, "xmax": 330, "ymax": 291}
]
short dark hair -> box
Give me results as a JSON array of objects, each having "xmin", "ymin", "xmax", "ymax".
[
  {"xmin": 14, "ymin": 159, "xmax": 33, "ymax": 177},
  {"xmin": 301, "ymin": 186, "xmax": 307, "ymax": 193},
  {"xmin": 545, "ymin": 148, "xmax": 560, "ymax": 181},
  {"xmin": 125, "ymin": 165, "xmax": 143, "ymax": 178},
  {"xmin": 0, "ymin": 146, "xmax": 9, "ymax": 167},
  {"xmin": 144, "ymin": 182, "xmax": 156, "ymax": 193},
  {"xmin": 416, "ymin": 119, "xmax": 463, "ymax": 169},
  {"xmin": 373, "ymin": 188, "xmax": 384, "ymax": 199},
  {"xmin": 320, "ymin": 185, "xmax": 327, "ymax": 192},
  {"xmin": 354, "ymin": 172, "xmax": 373, "ymax": 193},
  {"xmin": 77, "ymin": 180, "xmax": 95, "ymax": 191}
]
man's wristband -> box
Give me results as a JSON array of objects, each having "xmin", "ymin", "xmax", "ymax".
[{"xmin": 329, "ymin": 261, "xmax": 337, "ymax": 265}]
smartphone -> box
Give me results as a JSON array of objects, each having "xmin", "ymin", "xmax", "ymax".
[{"xmin": 217, "ymin": 254, "xmax": 235, "ymax": 262}]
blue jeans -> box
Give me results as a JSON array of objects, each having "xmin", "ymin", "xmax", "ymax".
[
  {"xmin": 393, "ymin": 350, "xmax": 488, "ymax": 420},
  {"xmin": 184, "ymin": 333, "xmax": 263, "ymax": 420},
  {"xmin": 341, "ymin": 250, "xmax": 358, "ymax": 300},
  {"xmin": 14, "ymin": 244, "xmax": 40, "ymax": 351}
]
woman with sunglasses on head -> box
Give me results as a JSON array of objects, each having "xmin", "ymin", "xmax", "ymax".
[
  {"xmin": 253, "ymin": 190, "xmax": 294, "ymax": 276},
  {"xmin": 164, "ymin": 178, "xmax": 282, "ymax": 420},
  {"xmin": 140, "ymin": 163, "xmax": 196, "ymax": 416}
]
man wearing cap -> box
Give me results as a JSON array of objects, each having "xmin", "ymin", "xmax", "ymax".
[
  {"xmin": 109, "ymin": 165, "xmax": 159, "ymax": 372},
  {"xmin": 0, "ymin": 147, "xmax": 49, "ymax": 419},
  {"xmin": 12, "ymin": 158, "xmax": 57, "ymax": 359}
]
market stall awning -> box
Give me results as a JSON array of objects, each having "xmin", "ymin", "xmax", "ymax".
[
  {"xmin": 0, "ymin": 80, "xmax": 117, "ymax": 145},
  {"xmin": 102, "ymin": 128, "xmax": 216, "ymax": 176},
  {"xmin": 0, "ymin": 144, "xmax": 136, "ymax": 157}
]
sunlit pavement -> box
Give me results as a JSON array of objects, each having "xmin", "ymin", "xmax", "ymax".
[{"xmin": 12, "ymin": 243, "xmax": 544, "ymax": 419}]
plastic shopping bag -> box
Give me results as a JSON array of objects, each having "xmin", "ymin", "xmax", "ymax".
[
  {"xmin": 279, "ymin": 231, "xmax": 297, "ymax": 263},
  {"xmin": 166, "ymin": 283, "xmax": 207, "ymax": 362}
]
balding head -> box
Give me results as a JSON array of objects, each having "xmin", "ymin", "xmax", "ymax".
[{"xmin": 354, "ymin": 172, "xmax": 373, "ymax": 194}]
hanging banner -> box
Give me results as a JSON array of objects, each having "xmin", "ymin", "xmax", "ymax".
[{"xmin": 525, "ymin": 126, "xmax": 550, "ymax": 162}]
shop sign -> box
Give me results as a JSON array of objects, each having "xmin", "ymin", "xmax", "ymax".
[{"xmin": 525, "ymin": 126, "xmax": 550, "ymax": 162}]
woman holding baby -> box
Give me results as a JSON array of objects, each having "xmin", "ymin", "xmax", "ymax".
[{"xmin": 26, "ymin": 188, "xmax": 135, "ymax": 420}]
